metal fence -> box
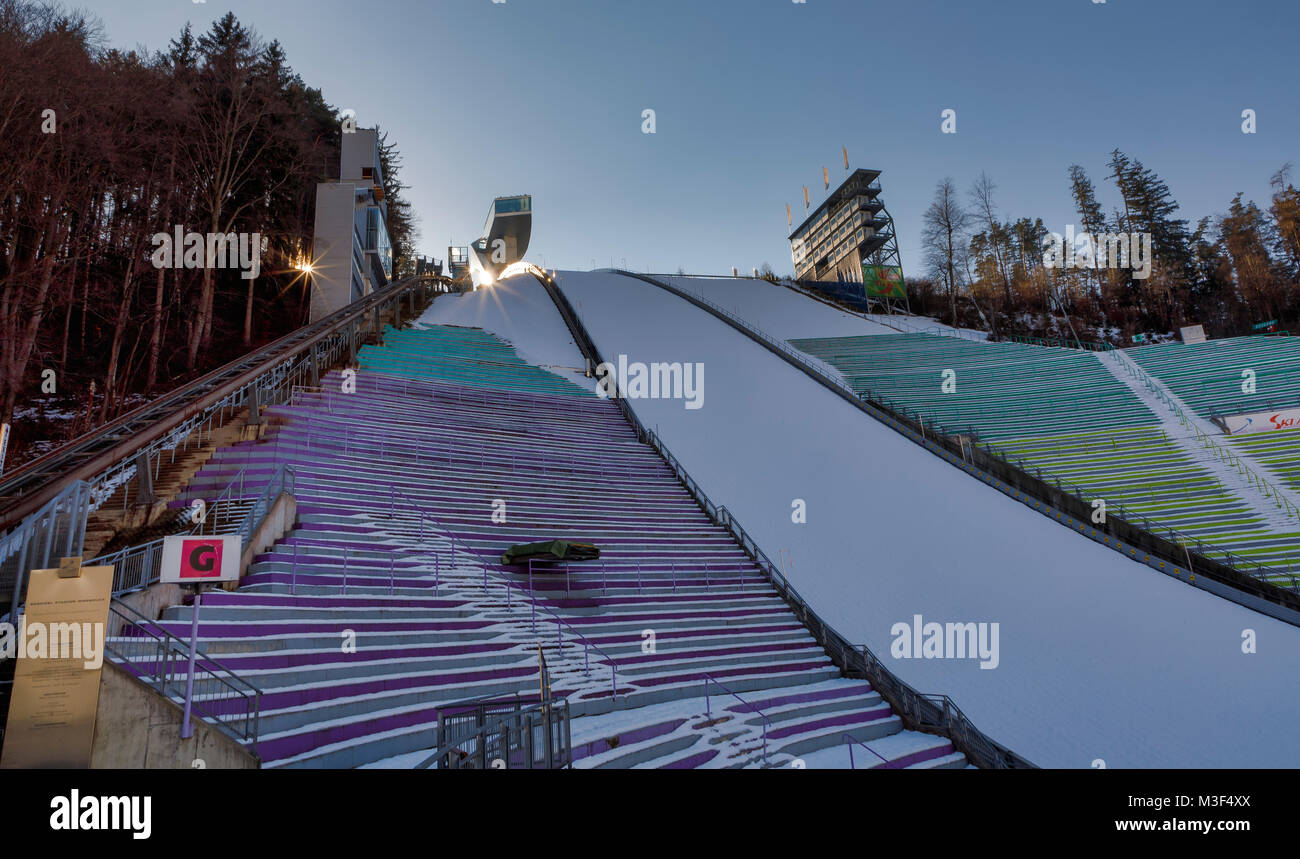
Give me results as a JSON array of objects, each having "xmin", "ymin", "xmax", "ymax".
[
  {"xmin": 1, "ymin": 275, "xmax": 440, "ymax": 534},
  {"xmin": 104, "ymin": 596, "xmax": 262, "ymax": 749},
  {"xmin": 418, "ymin": 695, "xmax": 571, "ymax": 770},
  {"xmin": 1, "ymin": 481, "xmax": 93, "ymax": 622},
  {"xmin": 1003, "ymin": 333, "xmax": 1115, "ymax": 352}
]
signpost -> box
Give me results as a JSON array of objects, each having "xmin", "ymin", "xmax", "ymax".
[
  {"xmin": 159, "ymin": 535, "xmax": 241, "ymax": 739},
  {"xmin": 160, "ymin": 535, "xmax": 241, "ymax": 586}
]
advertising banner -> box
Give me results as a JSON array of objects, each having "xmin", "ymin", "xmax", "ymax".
[
  {"xmin": 1180, "ymin": 324, "xmax": 1208, "ymax": 344},
  {"xmin": 1219, "ymin": 407, "xmax": 1300, "ymax": 435},
  {"xmin": 863, "ymin": 265, "xmax": 906, "ymax": 300}
]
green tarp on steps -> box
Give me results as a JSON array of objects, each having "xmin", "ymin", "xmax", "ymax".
[{"xmin": 501, "ymin": 540, "xmax": 601, "ymax": 566}]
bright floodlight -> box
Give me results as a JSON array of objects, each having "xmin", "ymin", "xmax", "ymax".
[{"xmin": 498, "ymin": 261, "xmax": 546, "ymax": 281}]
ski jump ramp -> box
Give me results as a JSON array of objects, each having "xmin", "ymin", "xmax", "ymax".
[{"xmin": 533, "ymin": 270, "xmax": 1300, "ymax": 768}]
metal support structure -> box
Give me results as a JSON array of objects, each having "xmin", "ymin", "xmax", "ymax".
[
  {"xmin": 180, "ymin": 589, "xmax": 203, "ymax": 740},
  {"xmin": 132, "ymin": 450, "xmax": 157, "ymax": 506},
  {"xmin": 248, "ymin": 383, "xmax": 263, "ymax": 426}
]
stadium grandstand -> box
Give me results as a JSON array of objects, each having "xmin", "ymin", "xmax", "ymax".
[
  {"xmin": 791, "ymin": 333, "xmax": 1300, "ymax": 583},
  {"xmin": 6, "ymin": 266, "xmax": 1300, "ymax": 771},
  {"xmin": 1126, "ymin": 337, "xmax": 1300, "ymax": 495}
]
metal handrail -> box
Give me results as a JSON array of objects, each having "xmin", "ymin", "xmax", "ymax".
[
  {"xmin": 1, "ymin": 480, "xmax": 92, "ymax": 622},
  {"xmin": 86, "ymin": 463, "xmax": 296, "ymax": 597},
  {"xmin": 1005, "ymin": 333, "xmax": 1116, "ymax": 353},
  {"xmin": 189, "ymin": 467, "xmax": 249, "ymax": 536},
  {"xmin": 234, "ymin": 465, "xmax": 296, "ymax": 544},
  {"xmin": 104, "ymin": 596, "xmax": 262, "ymax": 749},
  {"xmin": 382, "ymin": 484, "xmax": 620, "ymax": 700},
  {"xmin": 0, "ymin": 275, "xmax": 440, "ymax": 532},
  {"xmin": 841, "ymin": 732, "xmax": 890, "ymax": 769},
  {"xmin": 1209, "ymin": 397, "xmax": 1300, "ymax": 420},
  {"xmin": 1106, "ymin": 349, "xmax": 1300, "ymax": 522},
  {"xmin": 703, "ymin": 673, "xmax": 768, "ymax": 765}
]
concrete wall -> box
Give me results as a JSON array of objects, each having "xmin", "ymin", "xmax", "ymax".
[
  {"xmin": 340, "ymin": 128, "xmax": 379, "ymax": 184},
  {"xmin": 241, "ymin": 493, "xmax": 296, "ymax": 575},
  {"xmin": 88, "ymin": 493, "xmax": 297, "ymax": 767},
  {"xmin": 311, "ymin": 183, "xmax": 365, "ymax": 322},
  {"xmin": 89, "ymin": 661, "xmax": 259, "ymax": 769},
  {"xmin": 116, "ymin": 491, "xmax": 296, "ymax": 621},
  {"xmin": 118, "ymin": 582, "xmax": 184, "ymax": 623}
]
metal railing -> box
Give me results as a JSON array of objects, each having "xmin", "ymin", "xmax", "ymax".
[
  {"xmin": 1105, "ymin": 349, "xmax": 1300, "ymax": 522},
  {"xmin": 86, "ymin": 463, "xmax": 297, "ymax": 597},
  {"xmin": 382, "ymin": 484, "xmax": 620, "ymax": 700},
  {"xmin": 704, "ymin": 673, "xmax": 768, "ymax": 766},
  {"xmin": 534, "ymin": 271, "xmax": 1036, "ymax": 768},
  {"xmin": 1209, "ymin": 397, "xmax": 1300, "ymax": 422},
  {"xmin": 188, "ymin": 467, "xmax": 251, "ymax": 536},
  {"xmin": 1, "ymin": 481, "xmax": 93, "ymax": 622},
  {"xmin": 104, "ymin": 596, "xmax": 262, "ymax": 749},
  {"xmin": 841, "ymin": 732, "xmax": 890, "ymax": 769},
  {"xmin": 0, "ymin": 275, "xmax": 441, "ymax": 533},
  {"xmin": 277, "ymin": 464, "xmax": 620, "ymax": 700},
  {"xmin": 711, "ymin": 498, "xmax": 1034, "ymax": 770},
  {"xmin": 1004, "ymin": 333, "xmax": 1116, "ymax": 353},
  {"xmin": 234, "ymin": 465, "xmax": 295, "ymax": 544},
  {"xmin": 417, "ymin": 694, "xmax": 571, "ymax": 770}
]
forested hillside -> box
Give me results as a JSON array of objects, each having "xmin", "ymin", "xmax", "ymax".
[{"xmin": 0, "ymin": 2, "xmax": 416, "ymax": 465}]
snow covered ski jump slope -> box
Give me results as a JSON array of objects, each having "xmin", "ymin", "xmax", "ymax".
[{"xmin": 549, "ymin": 270, "xmax": 1300, "ymax": 768}]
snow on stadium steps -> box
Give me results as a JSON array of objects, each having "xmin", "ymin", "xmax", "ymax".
[{"xmin": 147, "ymin": 321, "xmax": 961, "ymax": 769}]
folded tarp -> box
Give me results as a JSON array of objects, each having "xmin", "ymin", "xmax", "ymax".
[{"xmin": 501, "ymin": 540, "xmax": 601, "ymax": 566}]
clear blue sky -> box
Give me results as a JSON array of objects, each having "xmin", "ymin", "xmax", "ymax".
[{"xmin": 85, "ymin": 0, "xmax": 1298, "ymax": 276}]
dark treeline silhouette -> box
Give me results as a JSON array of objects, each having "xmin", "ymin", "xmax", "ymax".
[
  {"xmin": 912, "ymin": 152, "xmax": 1300, "ymax": 343},
  {"xmin": 0, "ymin": 2, "xmax": 416, "ymax": 465}
]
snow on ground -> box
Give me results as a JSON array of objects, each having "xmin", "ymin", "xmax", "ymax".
[
  {"xmin": 360, "ymin": 748, "xmax": 435, "ymax": 769},
  {"xmin": 413, "ymin": 275, "xmax": 597, "ymax": 393},
  {"xmin": 656, "ymin": 276, "xmax": 898, "ymax": 340},
  {"xmin": 544, "ymin": 269, "xmax": 1300, "ymax": 769},
  {"xmin": 797, "ymin": 730, "xmax": 963, "ymax": 771}
]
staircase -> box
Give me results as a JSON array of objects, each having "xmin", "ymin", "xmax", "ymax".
[
  {"xmin": 120, "ymin": 325, "xmax": 967, "ymax": 768},
  {"xmin": 84, "ymin": 410, "xmax": 256, "ymax": 556}
]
